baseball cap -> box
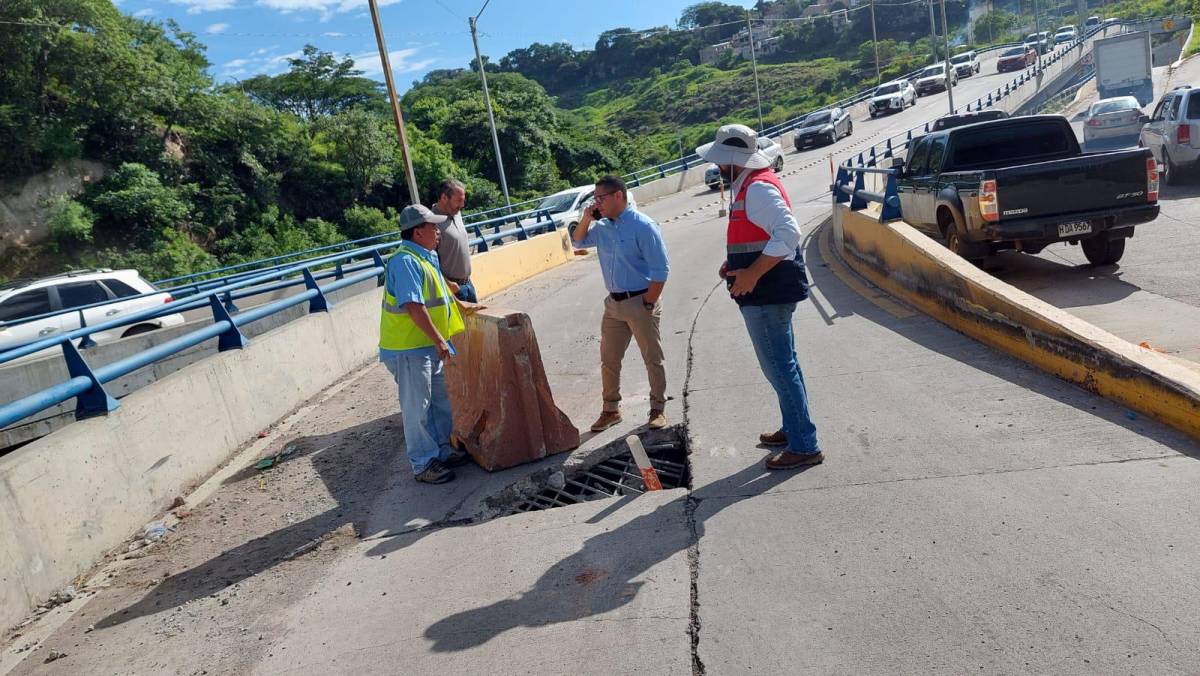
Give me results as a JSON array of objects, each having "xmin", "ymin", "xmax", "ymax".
[{"xmin": 398, "ymin": 204, "xmax": 448, "ymax": 231}]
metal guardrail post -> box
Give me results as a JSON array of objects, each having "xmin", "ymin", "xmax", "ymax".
[
  {"xmin": 208, "ymin": 296, "xmax": 249, "ymax": 352},
  {"xmin": 334, "ymin": 263, "xmax": 345, "ymax": 280},
  {"xmin": 302, "ymin": 269, "xmax": 332, "ymax": 313},
  {"xmin": 516, "ymin": 221, "xmax": 529, "ymax": 241},
  {"xmin": 77, "ymin": 310, "xmax": 97, "ymax": 350},
  {"xmin": 61, "ymin": 341, "xmax": 118, "ymax": 419},
  {"xmin": 850, "ymin": 172, "xmax": 868, "ymax": 210},
  {"xmin": 371, "ymin": 250, "xmax": 387, "ymax": 286},
  {"xmin": 884, "ymin": 139, "xmax": 893, "ymax": 159},
  {"xmin": 881, "ymin": 173, "xmax": 902, "ymax": 222},
  {"xmin": 833, "ymin": 167, "xmax": 850, "ymax": 204},
  {"xmin": 223, "ymin": 291, "xmax": 239, "ymax": 313}
]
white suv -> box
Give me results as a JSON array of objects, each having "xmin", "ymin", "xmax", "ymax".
[{"xmin": 0, "ymin": 269, "xmax": 185, "ymax": 353}]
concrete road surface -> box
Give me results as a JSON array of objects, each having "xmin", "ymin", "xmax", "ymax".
[{"xmin": 7, "ymin": 51, "xmax": 1200, "ymax": 675}]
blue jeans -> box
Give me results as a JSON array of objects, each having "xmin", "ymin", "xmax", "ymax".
[
  {"xmin": 739, "ymin": 303, "xmax": 820, "ymax": 455},
  {"xmin": 381, "ymin": 347, "xmax": 456, "ymax": 473},
  {"xmin": 455, "ymin": 279, "xmax": 477, "ymax": 303}
]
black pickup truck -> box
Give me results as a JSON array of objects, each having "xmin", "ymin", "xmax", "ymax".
[{"xmin": 894, "ymin": 115, "xmax": 1159, "ymax": 265}]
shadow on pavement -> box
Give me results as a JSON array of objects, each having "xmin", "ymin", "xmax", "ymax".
[
  {"xmin": 984, "ymin": 250, "xmax": 1140, "ymax": 307},
  {"xmin": 423, "ymin": 460, "xmax": 809, "ymax": 652},
  {"xmin": 94, "ymin": 415, "xmax": 463, "ymax": 630},
  {"xmin": 804, "ymin": 223, "xmax": 1200, "ymax": 458}
]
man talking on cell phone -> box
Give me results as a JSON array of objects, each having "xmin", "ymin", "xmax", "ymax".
[{"xmin": 572, "ymin": 175, "xmax": 670, "ymax": 433}]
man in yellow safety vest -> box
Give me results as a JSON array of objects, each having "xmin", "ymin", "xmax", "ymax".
[{"xmin": 380, "ymin": 204, "xmax": 482, "ymax": 484}]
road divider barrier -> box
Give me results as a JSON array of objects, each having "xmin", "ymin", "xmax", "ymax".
[
  {"xmin": 445, "ymin": 309, "xmax": 579, "ymax": 471},
  {"xmin": 831, "ymin": 203, "xmax": 1200, "ymax": 441}
]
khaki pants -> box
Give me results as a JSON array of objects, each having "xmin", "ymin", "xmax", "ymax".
[{"xmin": 600, "ymin": 295, "xmax": 666, "ymax": 413}]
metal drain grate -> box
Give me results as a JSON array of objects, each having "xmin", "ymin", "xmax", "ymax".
[{"xmin": 503, "ymin": 444, "xmax": 689, "ymax": 515}]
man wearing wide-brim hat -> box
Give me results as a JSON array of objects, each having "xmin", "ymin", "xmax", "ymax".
[
  {"xmin": 696, "ymin": 124, "xmax": 824, "ymax": 470},
  {"xmin": 379, "ymin": 204, "xmax": 484, "ymax": 484}
]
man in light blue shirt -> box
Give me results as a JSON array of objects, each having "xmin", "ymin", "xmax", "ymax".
[{"xmin": 572, "ymin": 175, "xmax": 670, "ymax": 433}]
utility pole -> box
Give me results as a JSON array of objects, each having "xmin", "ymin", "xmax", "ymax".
[
  {"xmin": 469, "ymin": 1, "xmax": 511, "ymax": 208},
  {"xmin": 746, "ymin": 10, "xmax": 765, "ymax": 132},
  {"xmin": 870, "ymin": 0, "xmax": 881, "ymax": 83},
  {"xmin": 928, "ymin": 0, "xmax": 939, "ymax": 64},
  {"xmin": 940, "ymin": 0, "xmax": 955, "ymax": 112},
  {"xmin": 367, "ymin": 0, "xmax": 419, "ymax": 203},
  {"xmin": 1033, "ymin": 0, "xmax": 1043, "ymax": 73}
]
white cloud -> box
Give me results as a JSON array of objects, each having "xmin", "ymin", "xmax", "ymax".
[
  {"xmin": 351, "ymin": 48, "xmax": 435, "ymax": 77},
  {"xmin": 223, "ymin": 58, "xmax": 250, "ymax": 68},
  {"xmin": 132, "ymin": 8, "xmax": 155, "ymax": 17},
  {"xmin": 321, "ymin": 31, "xmax": 346, "ymax": 37},
  {"xmin": 207, "ymin": 23, "xmax": 230, "ymax": 33},
  {"xmin": 255, "ymin": 0, "xmax": 401, "ymax": 18},
  {"xmin": 171, "ymin": 0, "xmax": 237, "ymax": 14}
]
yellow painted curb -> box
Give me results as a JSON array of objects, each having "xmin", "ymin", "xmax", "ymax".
[
  {"xmin": 833, "ymin": 204, "xmax": 1200, "ymax": 439},
  {"xmin": 471, "ymin": 229, "xmax": 575, "ymax": 300}
]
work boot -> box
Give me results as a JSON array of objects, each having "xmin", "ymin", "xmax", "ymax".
[
  {"xmin": 414, "ymin": 460, "xmax": 456, "ymax": 484},
  {"xmin": 443, "ymin": 446, "xmax": 470, "ymax": 468},
  {"xmin": 765, "ymin": 451, "xmax": 824, "ymax": 471},
  {"xmin": 759, "ymin": 429, "xmax": 788, "ymax": 447},
  {"xmin": 590, "ymin": 411, "xmax": 622, "ymax": 432},
  {"xmin": 647, "ymin": 409, "xmax": 667, "ymax": 430}
]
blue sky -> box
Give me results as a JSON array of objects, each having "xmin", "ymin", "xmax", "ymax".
[{"xmin": 113, "ymin": 0, "xmax": 757, "ymax": 93}]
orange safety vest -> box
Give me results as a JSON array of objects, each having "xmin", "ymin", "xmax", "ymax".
[{"xmin": 725, "ymin": 168, "xmax": 809, "ymax": 306}]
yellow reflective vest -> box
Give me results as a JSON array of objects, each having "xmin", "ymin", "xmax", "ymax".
[{"xmin": 379, "ymin": 243, "xmax": 466, "ymax": 351}]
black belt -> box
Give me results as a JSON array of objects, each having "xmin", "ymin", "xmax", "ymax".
[
  {"xmin": 446, "ymin": 276, "xmax": 470, "ymax": 285},
  {"xmin": 610, "ymin": 289, "xmax": 647, "ymax": 301}
]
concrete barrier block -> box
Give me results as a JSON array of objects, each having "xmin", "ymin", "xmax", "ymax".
[
  {"xmin": 445, "ymin": 309, "xmax": 579, "ymax": 471},
  {"xmin": 471, "ymin": 230, "xmax": 574, "ymax": 300}
]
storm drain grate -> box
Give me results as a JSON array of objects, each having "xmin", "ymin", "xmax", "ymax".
[{"xmin": 503, "ymin": 443, "xmax": 689, "ymax": 515}]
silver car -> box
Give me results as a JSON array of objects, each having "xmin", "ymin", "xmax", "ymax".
[
  {"xmin": 1139, "ymin": 85, "xmax": 1200, "ymax": 184},
  {"xmin": 1083, "ymin": 96, "xmax": 1144, "ymax": 145},
  {"xmin": 868, "ymin": 80, "xmax": 916, "ymax": 117}
]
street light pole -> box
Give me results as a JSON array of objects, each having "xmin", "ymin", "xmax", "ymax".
[
  {"xmin": 367, "ymin": 0, "xmax": 419, "ymax": 203},
  {"xmin": 746, "ymin": 10, "xmax": 765, "ymax": 132},
  {"xmin": 870, "ymin": 0, "xmax": 881, "ymax": 83},
  {"xmin": 928, "ymin": 0, "xmax": 939, "ymax": 64},
  {"xmin": 1033, "ymin": 0, "xmax": 1043, "ymax": 73},
  {"xmin": 940, "ymin": 0, "xmax": 955, "ymax": 113},
  {"xmin": 469, "ymin": 1, "xmax": 511, "ymax": 208}
]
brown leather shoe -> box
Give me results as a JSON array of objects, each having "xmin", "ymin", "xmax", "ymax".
[
  {"xmin": 759, "ymin": 429, "xmax": 787, "ymax": 447},
  {"xmin": 765, "ymin": 451, "xmax": 824, "ymax": 470},
  {"xmin": 590, "ymin": 411, "xmax": 622, "ymax": 432},
  {"xmin": 647, "ymin": 409, "xmax": 667, "ymax": 430}
]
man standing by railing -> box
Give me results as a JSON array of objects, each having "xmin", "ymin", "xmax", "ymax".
[
  {"xmin": 380, "ymin": 205, "xmax": 482, "ymax": 485},
  {"xmin": 696, "ymin": 124, "xmax": 823, "ymax": 470},
  {"xmin": 572, "ymin": 175, "xmax": 670, "ymax": 433},
  {"xmin": 431, "ymin": 179, "xmax": 477, "ymax": 303}
]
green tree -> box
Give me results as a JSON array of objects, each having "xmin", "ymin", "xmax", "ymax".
[
  {"xmin": 239, "ymin": 45, "xmax": 386, "ymax": 119},
  {"xmin": 45, "ymin": 196, "xmax": 95, "ymax": 252},
  {"xmin": 318, "ymin": 108, "xmax": 395, "ymax": 201},
  {"xmin": 88, "ymin": 163, "xmax": 194, "ymax": 246}
]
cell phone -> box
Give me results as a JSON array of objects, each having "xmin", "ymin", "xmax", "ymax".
[{"xmin": 590, "ymin": 207, "xmax": 602, "ymax": 220}]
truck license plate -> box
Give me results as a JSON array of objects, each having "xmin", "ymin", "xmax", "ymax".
[{"xmin": 1058, "ymin": 221, "xmax": 1092, "ymax": 237}]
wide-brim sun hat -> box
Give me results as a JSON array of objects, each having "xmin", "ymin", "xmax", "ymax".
[{"xmin": 696, "ymin": 123, "xmax": 772, "ymax": 170}]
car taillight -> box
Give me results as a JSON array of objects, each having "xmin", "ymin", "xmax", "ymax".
[
  {"xmin": 979, "ymin": 179, "xmax": 999, "ymax": 222},
  {"xmin": 1147, "ymin": 157, "xmax": 1158, "ymax": 202},
  {"xmin": 1086, "ymin": 118, "xmax": 1102, "ymax": 127},
  {"xmin": 1177, "ymin": 124, "xmax": 1191, "ymax": 145}
]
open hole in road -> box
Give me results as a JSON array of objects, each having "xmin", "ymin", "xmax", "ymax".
[{"xmin": 497, "ymin": 427, "xmax": 691, "ymax": 516}]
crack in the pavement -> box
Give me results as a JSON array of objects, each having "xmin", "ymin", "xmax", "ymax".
[
  {"xmin": 699, "ymin": 452, "xmax": 1184, "ymax": 503},
  {"xmin": 683, "ymin": 280, "xmax": 722, "ymax": 676}
]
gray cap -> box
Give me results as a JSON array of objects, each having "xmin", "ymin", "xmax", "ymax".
[{"xmin": 398, "ymin": 204, "xmax": 448, "ymax": 231}]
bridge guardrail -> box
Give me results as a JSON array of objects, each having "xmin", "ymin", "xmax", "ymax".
[{"xmin": 0, "ymin": 209, "xmax": 556, "ymax": 349}]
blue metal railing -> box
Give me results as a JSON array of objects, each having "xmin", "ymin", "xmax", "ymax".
[
  {"xmin": 832, "ymin": 165, "xmax": 902, "ymax": 222},
  {"xmin": 0, "ymin": 211, "xmax": 562, "ymax": 429},
  {"xmin": 0, "ymin": 209, "xmax": 555, "ymax": 343}
]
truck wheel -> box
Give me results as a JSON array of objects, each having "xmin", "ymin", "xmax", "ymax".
[
  {"xmin": 940, "ymin": 210, "xmax": 985, "ymax": 263},
  {"xmin": 1081, "ymin": 237, "xmax": 1125, "ymax": 266},
  {"xmin": 1164, "ymin": 151, "xmax": 1180, "ymax": 186},
  {"xmin": 568, "ymin": 221, "xmax": 579, "ymax": 235}
]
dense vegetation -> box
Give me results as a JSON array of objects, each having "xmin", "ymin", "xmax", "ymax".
[{"xmin": 0, "ymin": 0, "xmax": 1187, "ymax": 282}]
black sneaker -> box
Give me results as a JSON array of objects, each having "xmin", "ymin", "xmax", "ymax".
[
  {"xmin": 443, "ymin": 446, "xmax": 470, "ymax": 468},
  {"xmin": 415, "ymin": 460, "xmax": 455, "ymax": 484}
]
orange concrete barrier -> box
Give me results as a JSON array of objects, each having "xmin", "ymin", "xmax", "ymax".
[{"xmin": 445, "ymin": 309, "xmax": 579, "ymax": 470}]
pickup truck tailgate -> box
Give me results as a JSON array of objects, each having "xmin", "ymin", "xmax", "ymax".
[{"xmin": 993, "ymin": 149, "xmax": 1151, "ymax": 220}]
